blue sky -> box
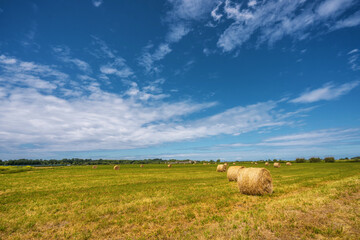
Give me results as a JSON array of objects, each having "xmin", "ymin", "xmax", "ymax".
[{"xmin": 0, "ymin": 0, "xmax": 360, "ymax": 161}]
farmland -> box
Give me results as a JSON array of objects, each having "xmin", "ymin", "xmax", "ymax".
[{"xmin": 0, "ymin": 163, "xmax": 359, "ymax": 239}]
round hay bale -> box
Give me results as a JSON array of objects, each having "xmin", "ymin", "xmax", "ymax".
[
  {"xmin": 113, "ymin": 165, "xmax": 119, "ymax": 170},
  {"xmin": 237, "ymin": 168, "xmax": 273, "ymax": 195},
  {"xmin": 286, "ymin": 162, "xmax": 292, "ymax": 166},
  {"xmin": 254, "ymin": 162, "xmax": 258, "ymax": 165},
  {"xmin": 216, "ymin": 164, "xmax": 226, "ymax": 172},
  {"xmin": 224, "ymin": 163, "xmax": 228, "ymax": 166},
  {"xmin": 227, "ymin": 166, "xmax": 245, "ymax": 181},
  {"xmin": 208, "ymin": 163, "xmax": 210, "ymax": 165},
  {"xmin": 233, "ymin": 162, "xmax": 236, "ymax": 165},
  {"xmin": 203, "ymin": 163, "xmax": 207, "ymax": 165},
  {"xmin": 140, "ymin": 164, "xmax": 144, "ymax": 168},
  {"xmin": 265, "ymin": 162, "xmax": 269, "ymax": 166},
  {"xmin": 167, "ymin": 164, "xmax": 172, "ymax": 168},
  {"xmin": 273, "ymin": 162, "xmax": 280, "ymax": 168},
  {"xmin": 92, "ymin": 165, "xmax": 97, "ymax": 169}
]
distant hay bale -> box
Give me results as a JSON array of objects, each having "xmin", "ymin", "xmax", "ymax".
[
  {"xmin": 208, "ymin": 163, "xmax": 210, "ymax": 165},
  {"xmin": 216, "ymin": 164, "xmax": 227, "ymax": 172},
  {"xmin": 224, "ymin": 163, "xmax": 228, "ymax": 166},
  {"xmin": 254, "ymin": 162, "xmax": 258, "ymax": 165},
  {"xmin": 265, "ymin": 162, "xmax": 269, "ymax": 166},
  {"xmin": 140, "ymin": 164, "xmax": 144, "ymax": 168},
  {"xmin": 237, "ymin": 168, "xmax": 273, "ymax": 195},
  {"xmin": 286, "ymin": 162, "xmax": 292, "ymax": 166},
  {"xmin": 168, "ymin": 164, "xmax": 172, "ymax": 168},
  {"xmin": 273, "ymin": 162, "xmax": 280, "ymax": 168},
  {"xmin": 113, "ymin": 165, "xmax": 119, "ymax": 170},
  {"xmin": 233, "ymin": 162, "xmax": 236, "ymax": 165},
  {"xmin": 227, "ymin": 166, "xmax": 245, "ymax": 181},
  {"xmin": 203, "ymin": 163, "xmax": 207, "ymax": 165},
  {"xmin": 92, "ymin": 165, "xmax": 97, "ymax": 169}
]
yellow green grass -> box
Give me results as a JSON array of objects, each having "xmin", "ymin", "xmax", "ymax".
[{"xmin": 0, "ymin": 163, "xmax": 359, "ymax": 239}]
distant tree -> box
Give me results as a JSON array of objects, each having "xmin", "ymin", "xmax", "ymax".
[
  {"xmin": 309, "ymin": 157, "xmax": 321, "ymax": 163},
  {"xmin": 210, "ymin": 160, "xmax": 215, "ymax": 163},
  {"xmin": 295, "ymin": 158, "xmax": 306, "ymax": 163},
  {"xmin": 324, "ymin": 157, "xmax": 335, "ymax": 163},
  {"xmin": 216, "ymin": 159, "xmax": 221, "ymax": 163}
]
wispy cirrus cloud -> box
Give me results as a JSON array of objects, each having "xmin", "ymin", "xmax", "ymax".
[
  {"xmin": 92, "ymin": 0, "xmax": 103, "ymax": 7},
  {"xmin": 347, "ymin": 48, "xmax": 360, "ymax": 71},
  {"xmin": 52, "ymin": 45, "xmax": 92, "ymax": 73},
  {"xmin": 214, "ymin": 0, "xmax": 359, "ymax": 52},
  {"xmin": 138, "ymin": 0, "xmax": 218, "ymax": 73},
  {"xmin": 290, "ymin": 81, "xmax": 360, "ymax": 103}
]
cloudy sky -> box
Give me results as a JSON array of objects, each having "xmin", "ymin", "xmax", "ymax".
[{"xmin": 0, "ymin": 0, "xmax": 360, "ymax": 160}]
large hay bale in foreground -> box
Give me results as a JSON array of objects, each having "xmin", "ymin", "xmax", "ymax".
[
  {"xmin": 167, "ymin": 164, "xmax": 172, "ymax": 168},
  {"xmin": 237, "ymin": 168, "xmax": 273, "ymax": 195},
  {"xmin": 113, "ymin": 165, "xmax": 119, "ymax": 170},
  {"xmin": 92, "ymin": 165, "xmax": 97, "ymax": 169},
  {"xmin": 216, "ymin": 164, "xmax": 226, "ymax": 172},
  {"xmin": 286, "ymin": 162, "xmax": 292, "ymax": 166},
  {"xmin": 227, "ymin": 166, "xmax": 245, "ymax": 181},
  {"xmin": 265, "ymin": 162, "xmax": 269, "ymax": 166},
  {"xmin": 273, "ymin": 162, "xmax": 280, "ymax": 168}
]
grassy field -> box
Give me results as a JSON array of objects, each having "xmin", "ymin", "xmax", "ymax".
[{"xmin": 0, "ymin": 163, "xmax": 359, "ymax": 240}]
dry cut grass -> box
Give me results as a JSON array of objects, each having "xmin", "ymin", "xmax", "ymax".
[{"xmin": 0, "ymin": 163, "xmax": 359, "ymax": 239}]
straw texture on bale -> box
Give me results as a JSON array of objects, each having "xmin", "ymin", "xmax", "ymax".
[
  {"xmin": 286, "ymin": 162, "xmax": 292, "ymax": 166},
  {"xmin": 265, "ymin": 162, "xmax": 269, "ymax": 166},
  {"xmin": 113, "ymin": 165, "xmax": 119, "ymax": 170},
  {"xmin": 273, "ymin": 162, "xmax": 280, "ymax": 168},
  {"xmin": 237, "ymin": 168, "xmax": 273, "ymax": 195},
  {"xmin": 167, "ymin": 164, "xmax": 172, "ymax": 168},
  {"xmin": 92, "ymin": 165, "xmax": 97, "ymax": 169},
  {"xmin": 216, "ymin": 164, "xmax": 226, "ymax": 172},
  {"xmin": 227, "ymin": 166, "xmax": 245, "ymax": 181}
]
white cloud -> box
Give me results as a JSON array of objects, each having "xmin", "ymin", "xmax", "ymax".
[
  {"xmin": 347, "ymin": 48, "xmax": 360, "ymax": 71},
  {"xmin": 52, "ymin": 46, "xmax": 92, "ymax": 73},
  {"xmin": 217, "ymin": 0, "xmax": 358, "ymax": 52},
  {"xmin": 333, "ymin": 10, "xmax": 360, "ymax": 29},
  {"xmin": 92, "ymin": 0, "xmax": 103, "ymax": 7},
  {"xmin": 317, "ymin": 0, "xmax": 354, "ymax": 18},
  {"xmin": 211, "ymin": 2, "xmax": 223, "ymax": 21},
  {"xmin": 0, "ymin": 55, "xmax": 315, "ymax": 157},
  {"xmin": 138, "ymin": 43, "xmax": 172, "ymax": 74},
  {"xmin": 166, "ymin": 23, "xmax": 191, "ymax": 43},
  {"xmin": 138, "ymin": 0, "xmax": 218, "ymax": 73},
  {"xmin": 290, "ymin": 81, "xmax": 360, "ymax": 103},
  {"xmin": 100, "ymin": 57, "xmax": 134, "ymax": 78}
]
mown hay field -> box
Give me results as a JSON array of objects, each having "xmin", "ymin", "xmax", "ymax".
[{"xmin": 0, "ymin": 163, "xmax": 359, "ymax": 239}]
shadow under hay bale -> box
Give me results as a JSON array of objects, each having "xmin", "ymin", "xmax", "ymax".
[
  {"xmin": 237, "ymin": 168, "xmax": 273, "ymax": 195},
  {"xmin": 227, "ymin": 166, "xmax": 245, "ymax": 181},
  {"xmin": 113, "ymin": 165, "xmax": 119, "ymax": 170},
  {"xmin": 216, "ymin": 164, "xmax": 226, "ymax": 172},
  {"xmin": 273, "ymin": 162, "xmax": 280, "ymax": 168}
]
